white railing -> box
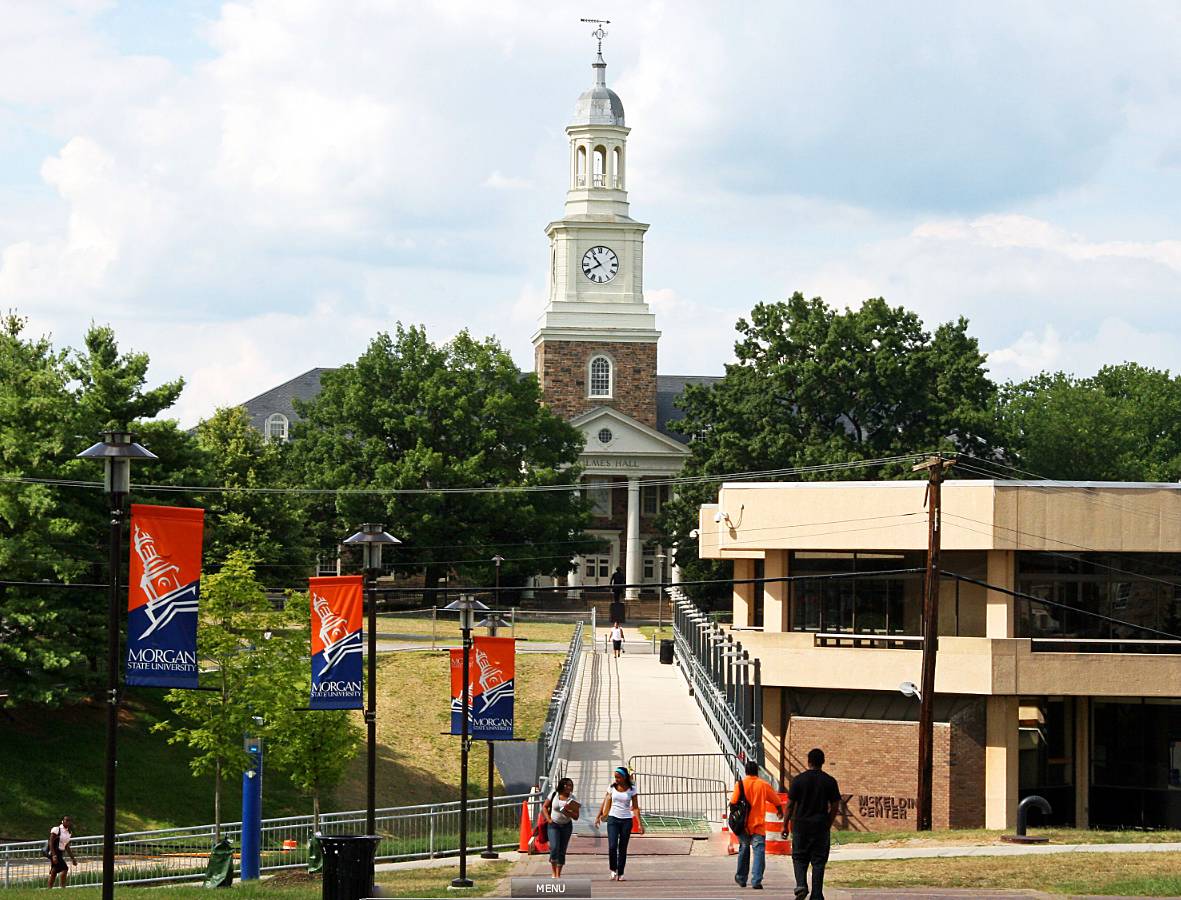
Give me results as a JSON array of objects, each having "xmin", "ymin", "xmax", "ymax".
[
  {"xmin": 537, "ymin": 622, "xmax": 586, "ymax": 790},
  {"xmin": 0, "ymin": 793, "xmax": 534, "ymax": 889}
]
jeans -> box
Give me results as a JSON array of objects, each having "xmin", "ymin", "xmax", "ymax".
[
  {"xmin": 735, "ymin": 832, "xmax": 765, "ymax": 887},
  {"xmin": 547, "ymin": 821, "xmax": 573, "ymax": 866},
  {"xmin": 791, "ymin": 822, "xmax": 831, "ymax": 899},
  {"xmin": 607, "ymin": 816, "xmax": 633, "ymax": 875}
]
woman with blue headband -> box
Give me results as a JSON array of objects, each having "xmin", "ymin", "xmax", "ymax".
[{"xmin": 594, "ymin": 765, "xmax": 640, "ymax": 881}]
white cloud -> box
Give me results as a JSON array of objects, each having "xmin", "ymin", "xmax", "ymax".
[{"xmin": 7, "ymin": 1, "xmax": 1181, "ymax": 424}]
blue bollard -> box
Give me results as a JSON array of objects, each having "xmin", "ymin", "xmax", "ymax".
[{"xmin": 241, "ymin": 734, "xmax": 264, "ymax": 880}]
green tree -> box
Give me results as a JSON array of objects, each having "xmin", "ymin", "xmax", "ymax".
[
  {"xmin": 154, "ymin": 552, "xmax": 285, "ymax": 838},
  {"xmin": 0, "ymin": 314, "xmax": 90, "ymax": 704},
  {"xmin": 999, "ymin": 363, "xmax": 1181, "ymax": 481},
  {"xmin": 196, "ymin": 407, "xmax": 317, "ymax": 586},
  {"xmin": 60, "ymin": 324, "xmax": 202, "ymax": 686},
  {"xmin": 291, "ymin": 326, "xmax": 589, "ymax": 588},
  {"xmin": 261, "ymin": 592, "xmax": 361, "ymax": 829},
  {"xmin": 659, "ymin": 294, "xmax": 999, "ymax": 602}
]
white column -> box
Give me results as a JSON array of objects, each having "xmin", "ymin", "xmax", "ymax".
[
  {"xmin": 568, "ymin": 555, "xmax": 581, "ymax": 601},
  {"xmin": 625, "ymin": 477, "xmax": 641, "ymax": 600}
]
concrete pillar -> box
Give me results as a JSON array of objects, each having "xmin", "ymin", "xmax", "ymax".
[
  {"xmin": 1075, "ymin": 697, "xmax": 1090, "ymax": 828},
  {"xmin": 733, "ymin": 558, "xmax": 755, "ymax": 628},
  {"xmin": 986, "ymin": 550, "xmax": 1016, "ymax": 638},
  {"xmin": 568, "ymin": 555, "xmax": 581, "ymax": 601},
  {"xmin": 985, "ymin": 695, "xmax": 1019, "ymax": 830},
  {"xmin": 763, "ymin": 550, "xmax": 788, "ymax": 632},
  {"xmin": 625, "ymin": 477, "xmax": 641, "ymax": 600}
]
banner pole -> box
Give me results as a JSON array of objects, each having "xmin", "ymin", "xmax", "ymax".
[
  {"xmin": 101, "ymin": 497, "xmax": 124, "ymax": 900},
  {"xmin": 481, "ymin": 741, "xmax": 498, "ymax": 859}
]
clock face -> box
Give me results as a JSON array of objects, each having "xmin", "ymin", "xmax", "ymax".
[{"xmin": 582, "ymin": 245, "xmax": 619, "ymax": 284}]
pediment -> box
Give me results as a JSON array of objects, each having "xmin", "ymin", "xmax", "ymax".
[{"xmin": 570, "ymin": 406, "xmax": 690, "ymax": 459}]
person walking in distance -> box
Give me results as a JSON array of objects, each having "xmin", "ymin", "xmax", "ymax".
[
  {"xmin": 540, "ymin": 778, "xmax": 580, "ymax": 879},
  {"xmin": 46, "ymin": 816, "xmax": 77, "ymax": 888},
  {"xmin": 787, "ymin": 748, "xmax": 842, "ymax": 900},
  {"xmin": 731, "ymin": 761, "xmax": 785, "ymax": 890},
  {"xmin": 610, "ymin": 566, "xmax": 625, "ymax": 605},
  {"xmin": 594, "ymin": 766, "xmax": 640, "ymax": 881},
  {"xmin": 610, "ymin": 621, "xmax": 625, "ymax": 659}
]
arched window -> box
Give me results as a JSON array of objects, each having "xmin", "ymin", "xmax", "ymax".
[
  {"xmin": 593, "ymin": 146, "xmax": 607, "ymax": 187},
  {"xmin": 576, "ymin": 146, "xmax": 588, "ymax": 187},
  {"xmin": 612, "ymin": 146, "xmax": 623, "ymax": 189},
  {"xmin": 589, "ymin": 356, "xmax": 612, "ymax": 398},
  {"xmin": 266, "ymin": 413, "xmax": 289, "ymax": 442}
]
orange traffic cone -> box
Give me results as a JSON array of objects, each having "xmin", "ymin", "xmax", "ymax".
[{"xmin": 518, "ymin": 800, "xmax": 533, "ymax": 852}]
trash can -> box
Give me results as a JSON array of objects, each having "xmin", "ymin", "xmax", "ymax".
[
  {"xmin": 659, "ymin": 639, "xmax": 674, "ymax": 665},
  {"xmin": 318, "ymin": 834, "xmax": 380, "ymax": 900},
  {"xmin": 203, "ymin": 838, "xmax": 234, "ymax": 888}
]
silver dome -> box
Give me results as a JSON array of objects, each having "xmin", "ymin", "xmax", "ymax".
[{"xmin": 572, "ymin": 54, "xmax": 625, "ymax": 126}]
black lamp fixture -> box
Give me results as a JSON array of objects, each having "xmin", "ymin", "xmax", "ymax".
[{"xmin": 76, "ymin": 430, "xmax": 156, "ymax": 900}]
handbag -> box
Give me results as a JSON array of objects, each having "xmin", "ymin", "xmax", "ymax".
[{"xmin": 727, "ymin": 778, "xmax": 750, "ymax": 836}]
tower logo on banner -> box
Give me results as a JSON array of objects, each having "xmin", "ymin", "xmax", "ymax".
[
  {"xmin": 126, "ymin": 505, "xmax": 204, "ymax": 688},
  {"xmin": 450, "ymin": 636, "xmax": 515, "ymax": 740},
  {"xmin": 309, "ymin": 576, "xmax": 363, "ymax": 709}
]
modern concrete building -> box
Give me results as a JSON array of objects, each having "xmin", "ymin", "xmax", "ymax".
[{"xmin": 697, "ymin": 479, "xmax": 1181, "ymax": 830}]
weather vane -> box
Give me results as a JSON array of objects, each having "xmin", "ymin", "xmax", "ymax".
[{"xmin": 580, "ymin": 17, "xmax": 610, "ymax": 54}]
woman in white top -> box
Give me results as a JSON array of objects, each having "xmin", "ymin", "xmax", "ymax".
[
  {"xmin": 540, "ymin": 777, "xmax": 579, "ymax": 879},
  {"xmin": 47, "ymin": 815, "xmax": 77, "ymax": 889},
  {"xmin": 610, "ymin": 622, "xmax": 625, "ymax": 658},
  {"xmin": 594, "ymin": 766, "xmax": 640, "ymax": 881}
]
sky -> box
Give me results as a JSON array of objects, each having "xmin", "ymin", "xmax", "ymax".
[{"xmin": 5, "ymin": 1, "xmax": 1181, "ymax": 426}]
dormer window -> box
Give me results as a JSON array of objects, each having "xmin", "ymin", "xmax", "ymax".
[
  {"xmin": 266, "ymin": 413, "xmax": 289, "ymax": 442},
  {"xmin": 589, "ymin": 356, "xmax": 613, "ymax": 398}
]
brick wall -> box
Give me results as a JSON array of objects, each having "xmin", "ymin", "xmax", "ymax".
[
  {"xmin": 785, "ymin": 705, "xmax": 985, "ymax": 831},
  {"xmin": 535, "ymin": 339, "xmax": 658, "ymax": 428}
]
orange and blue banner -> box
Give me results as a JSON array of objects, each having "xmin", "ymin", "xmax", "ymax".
[
  {"xmin": 126, "ymin": 504, "xmax": 204, "ymax": 688},
  {"xmin": 450, "ymin": 636, "xmax": 515, "ymax": 740},
  {"xmin": 309, "ymin": 575, "xmax": 364, "ymax": 709}
]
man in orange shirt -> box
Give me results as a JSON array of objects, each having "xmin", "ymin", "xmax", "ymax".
[{"xmin": 731, "ymin": 760, "xmax": 786, "ymax": 890}]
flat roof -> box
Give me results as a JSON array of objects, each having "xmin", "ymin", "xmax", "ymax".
[{"xmin": 721, "ymin": 479, "xmax": 1181, "ymax": 491}]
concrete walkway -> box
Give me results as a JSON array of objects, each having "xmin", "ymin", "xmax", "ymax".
[
  {"xmin": 556, "ymin": 635, "xmax": 721, "ymax": 833},
  {"xmin": 830, "ymin": 839, "xmax": 1181, "ymax": 861}
]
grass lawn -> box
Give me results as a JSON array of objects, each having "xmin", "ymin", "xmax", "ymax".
[
  {"xmin": 0, "ymin": 692, "xmax": 311, "ymax": 840},
  {"xmin": 378, "ymin": 614, "xmax": 582, "ymax": 644},
  {"xmin": 834, "ymin": 826, "xmax": 1181, "ymax": 845},
  {"xmin": 827, "ymin": 850, "xmax": 1181, "ymax": 896},
  {"xmin": 0, "ymin": 861, "xmax": 513, "ymax": 899},
  {"xmin": 0, "ymin": 652, "xmax": 561, "ymax": 840}
]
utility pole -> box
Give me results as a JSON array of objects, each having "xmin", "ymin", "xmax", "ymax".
[{"xmin": 912, "ymin": 453, "xmax": 955, "ymax": 831}]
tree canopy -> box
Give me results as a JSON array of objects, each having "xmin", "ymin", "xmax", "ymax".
[
  {"xmin": 658, "ymin": 294, "xmax": 999, "ymax": 600},
  {"xmin": 292, "ymin": 325, "xmax": 590, "ymax": 588},
  {"xmin": 999, "ymin": 363, "xmax": 1181, "ymax": 482}
]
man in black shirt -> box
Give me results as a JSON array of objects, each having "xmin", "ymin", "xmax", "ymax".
[{"xmin": 786, "ymin": 748, "xmax": 841, "ymax": 900}]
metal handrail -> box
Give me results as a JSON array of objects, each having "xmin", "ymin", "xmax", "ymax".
[
  {"xmin": 672, "ymin": 594, "xmax": 763, "ymax": 774},
  {"xmin": 537, "ymin": 621, "xmax": 585, "ymax": 789},
  {"xmin": 0, "ymin": 792, "xmax": 536, "ymax": 889}
]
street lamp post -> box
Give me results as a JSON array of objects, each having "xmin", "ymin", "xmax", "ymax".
[
  {"xmin": 342, "ymin": 524, "xmax": 400, "ymax": 838},
  {"xmin": 445, "ymin": 594, "xmax": 489, "ymax": 888},
  {"xmin": 77, "ymin": 431, "xmax": 156, "ymax": 900},
  {"xmin": 491, "ymin": 555, "xmax": 505, "ymax": 604},
  {"xmin": 656, "ymin": 552, "xmax": 667, "ymax": 641},
  {"xmin": 477, "ymin": 611, "xmax": 508, "ymax": 860}
]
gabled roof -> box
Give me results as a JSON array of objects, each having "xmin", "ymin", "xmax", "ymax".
[
  {"xmin": 239, "ymin": 367, "xmax": 334, "ymax": 432},
  {"xmin": 656, "ymin": 374, "xmax": 721, "ymax": 442},
  {"xmin": 570, "ymin": 405, "xmax": 692, "ymax": 457}
]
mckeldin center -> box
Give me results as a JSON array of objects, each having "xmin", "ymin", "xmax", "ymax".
[{"xmin": 697, "ymin": 479, "xmax": 1181, "ymax": 831}]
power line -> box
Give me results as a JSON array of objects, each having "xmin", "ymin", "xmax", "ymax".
[{"xmin": 0, "ymin": 454, "xmax": 924, "ymax": 498}]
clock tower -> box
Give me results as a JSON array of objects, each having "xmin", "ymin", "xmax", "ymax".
[{"xmin": 533, "ymin": 41, "xmax": 659, "ymax": 428}]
